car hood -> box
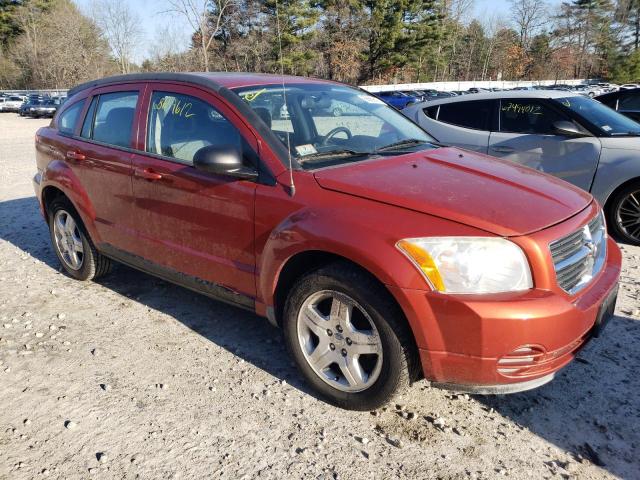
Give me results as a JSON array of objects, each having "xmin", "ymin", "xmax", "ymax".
[{"xmin": 313, "ymin": 147, "xmax": 592, "ymax": 237}]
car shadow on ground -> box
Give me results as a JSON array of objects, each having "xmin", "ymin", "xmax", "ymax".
[
  {"xmin": 0, "ymin": 196, "xmax": 313, "ymax": 396},
  {"xmin": 1, "ymin": 196, "xmax": 639, "ymax": 477},
  {"xmin": 473, "ymin": 313, "xmax": 639, "ymax": 478}
]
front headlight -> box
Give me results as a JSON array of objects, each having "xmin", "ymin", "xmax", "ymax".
[{"xmin": 396, "ymin": 237, "xmax": 533, "ymax": 294}]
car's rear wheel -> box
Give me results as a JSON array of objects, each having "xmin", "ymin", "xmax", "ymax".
[
  {"xmin": 283, "ymin": 262, "xmax": 414, "ymax": 410},
  {"xmin": 48, "ymin": 198, "xmax": 112, "ymax": 280},
  {"xmin": 607, "ymin": 183, "xmax": 640, "ymax": 246}
]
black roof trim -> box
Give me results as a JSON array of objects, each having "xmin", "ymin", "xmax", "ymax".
[
  {"xmin": 67, "ymin": 72, "xmax": 225, "ymax": 98},
  {"xmin": 67, "ymin": 72, "xmax": 296, "ymax": 170}
]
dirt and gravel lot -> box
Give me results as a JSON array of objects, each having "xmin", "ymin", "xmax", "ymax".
[{"xmin": 0, "ymin": 113, "xmax": 639, "ymax": 480}]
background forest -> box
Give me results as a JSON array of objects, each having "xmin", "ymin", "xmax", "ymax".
[{"xmin": 2, "ymin": 0, "xmax": 640, "ymax": 89}]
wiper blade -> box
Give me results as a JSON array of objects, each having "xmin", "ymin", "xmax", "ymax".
[
  {"xmin": 298, "ymin": 149, "xmax": 370, "ymax": 162},
  {"xmin": 375, "ymin": 138, "xmax": 426, "ymax": 152},
  {"xmin": 610, "ymin": 131, "xmax": 640, "ymax": 136}
]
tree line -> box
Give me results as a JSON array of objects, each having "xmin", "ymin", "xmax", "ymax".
[{"xmin": 2, "ymin": 0, "xmax": 640, "ymax": 89}]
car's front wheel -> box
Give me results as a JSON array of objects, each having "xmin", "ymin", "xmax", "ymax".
[
  {"xmin": 48, "ymin": 198, "xmax": 112, "ymax": 280},
  {"xmin": 283, "ymin": 262, "xmax": 415, "ymax": 410},
  {"xmin": 608, "ymin": 182, "xmax": 640, "ymax": 246}
]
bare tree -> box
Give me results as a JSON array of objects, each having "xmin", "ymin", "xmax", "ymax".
[
  {"xmin": 480, "ymin": 14, "xmax": 508, "ymax": 80},
  {"xmin": 509, "ymin": 0, "xmax": 549, "ymax": 49},
  {"xmin": 164, "ymin": 0, "xmax": 237, "ymax": 71},
  {"xmin": 91, "ymin": 0, "xmax": 144, "ymax": 73}
]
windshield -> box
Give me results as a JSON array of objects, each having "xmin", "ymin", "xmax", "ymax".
[
  {"xmin": 232, "ymin": 83, "xmax": 437, "ymax": 169},
  {"xmin": 557, "ymin": 96, "xmax": 640, "ymax": 136}
]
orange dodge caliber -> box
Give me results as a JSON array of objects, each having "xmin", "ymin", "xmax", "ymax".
[{"xmin": 33, "ymin": 73, "xmax": 621, "ymax": 410}]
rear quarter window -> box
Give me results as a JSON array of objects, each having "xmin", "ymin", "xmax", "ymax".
[
  {"xmin": 434, "ymin": 100, "xmax": 495, "ymax": 130},
  {"xmin": 57, "ymin": 101, "xmax": 85, "ymax": 135}
]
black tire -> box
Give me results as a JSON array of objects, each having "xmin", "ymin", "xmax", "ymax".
[
  {"xmin": 48, "ymin": 197, "xmax": 112, "ymax": 280},
  {"xmin": 607, "ymin": 182, "xmax": 640, "ymax": 246},
  {"xmin": 282, "ymin": 262, "xmax": 416, "ymax": 410}
]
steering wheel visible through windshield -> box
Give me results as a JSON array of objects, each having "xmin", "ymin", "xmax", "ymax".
[{"xmin": 232, "ymin": 83, "xmax": 437, "ymax": 169}]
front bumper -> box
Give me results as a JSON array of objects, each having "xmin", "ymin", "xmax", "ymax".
[{"xmin": 389, "ymin": 237, "xmax": 621, "ymax": 391}]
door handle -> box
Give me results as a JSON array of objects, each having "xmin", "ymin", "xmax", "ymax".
[
  {"xmin": 66, "ymin": 150, "xmax": 86, "ymax": 161},
  {"xmin": 135, "ymin": 168, "xmax": 163, "ymax": 181}
]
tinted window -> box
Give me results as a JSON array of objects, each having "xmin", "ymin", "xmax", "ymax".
[
  {"xmin": 598, "ymin": 94, "xmax": 618, "ymax": 108},
  {"xmin": 147, "ymin": 91, "xmax": 241, "ymax": 164},
  {"xmin": 80, "ymin": 96, "xmax": 98, "ymax": 139},
  {"xmin": 557, "ymin": 95, "xmax": 640, "ymax": 136},
  {"xmin": 436, "ymin": 100, "xmax": 494, "ymax": 130},
  {"xmin": 499, "ymin": 99, "xmax": 564, "ymax": 134},
  {"xmin": 424, "ymin": 105, "xmax": 439, "ymax": 119},
  {"xmin": 58, "ymin": 101, "xmax": 84, "ymax": 135},
  {"xmin": 619, "ymin": 94, "xmax": 640, "ymax": 110},
  {"xmin": 92, "ymin": 92, "xmax": 138, "ymax": 148}
]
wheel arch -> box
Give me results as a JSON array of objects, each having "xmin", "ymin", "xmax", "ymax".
[
  {"xmin": 603, "ymin": 176, "xmax": 640, "ymax": 212},
  {"xmin": 271, "ymin": 249, "xmax": 422, "ymax": 380},
  {"xmin": 39, "ymin": 160, "xmax": 100, "ymax": 244}
]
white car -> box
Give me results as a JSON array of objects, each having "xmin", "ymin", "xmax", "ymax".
[
  {"xmin": 2, "ymin": 96, "xmax": 25, "ymax": 112},
  {"xmin": 620, "ymin": 83, "xmax": 640, "ymax": 90}
]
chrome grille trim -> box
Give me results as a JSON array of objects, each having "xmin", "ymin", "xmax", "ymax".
[{"xmin": 550, "ymin": 212, "xmax": 607, "ymax": 295}]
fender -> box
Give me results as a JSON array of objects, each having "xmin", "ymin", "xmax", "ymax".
[
  {"xmin": 590, "ymin": 145, "xmax": 640, "ymax": 207},
  {"xmin": 40, "ymin": 159, "xmax": 101, "ymax": 244},
  {"xmin": 255, "ymin": 198, "xmax": 488, "ymax": 347}
]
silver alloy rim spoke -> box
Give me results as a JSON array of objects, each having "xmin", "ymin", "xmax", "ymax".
[
  {"xmin": 618, "ymin": 190, "xmax": 640, "ymax": 241},
  {"xmin": 329, "ymin": 297, "xmax": 351, "ymax": 326},
  {"xmin": 339, "ymin": 355, "xmax": 366, "ymax": 387},
  {"xmin": 296, "ymin": 290, "xmax": 383, "ymax": 393},
  {"xmin": 308, "ymin": 343, "xmax": 334, "ymax": 370},
  {"xmin": 53, "ymin": 210, "xmax": 84, "ymax": 271},
  {"xmin": 302, "ymin": 304, "xmax": 328, "ymax": 337}
]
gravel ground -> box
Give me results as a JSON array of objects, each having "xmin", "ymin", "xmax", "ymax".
[{"xmin": 0, "ymin": 113, "xmax": 639, "ymax": 480}]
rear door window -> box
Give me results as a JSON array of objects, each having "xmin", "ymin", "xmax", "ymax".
[
  {"xmin": 499, "ymin": 99, "xmax": 565, "ymax": 134},
  {"xmin": 90, "ymin": 92, "xmax": 138, "ymax": 148},
  {"xmin": 618, "ymin": 94, "xmax": 640, "ymax": 110},
  {"xmin": 146, "ymin": 91, "xmax": 242, "ymax": 165},
  {"xmin": 58, "ymin": 101, "xmax": 85, "ymax": 135},
  {"xmin": 434, "ymin": 100, "xmax": 495, "ymax": 130}
]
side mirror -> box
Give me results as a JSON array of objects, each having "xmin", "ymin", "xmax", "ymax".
[
  {"xmin": 193, "ymin": 145, "xmax": 258, "ymax": 180},
  {"xmin": 553, "ymin": 120, "xmax": 590, "ymax": 137}
]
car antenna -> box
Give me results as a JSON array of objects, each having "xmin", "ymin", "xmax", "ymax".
[{"xmin": 275, "ymin": 0, "xmax": 295, "ymax": 196}]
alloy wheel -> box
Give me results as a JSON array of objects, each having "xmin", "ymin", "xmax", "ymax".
[
  {"xmin": 616, "ymin": 189, "xmax": 640, "ymax": 242},
  {"xmin": 296, "ymin": 290, "xmax": 383, "ymax": 393},
  {"xmin": 53, "ymin": 210, "xmax": 84, "ymax": 270}
]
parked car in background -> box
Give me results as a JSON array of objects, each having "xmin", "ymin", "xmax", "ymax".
[
  {"xmin": 33, "ymin": 72, "xmax": 620, "ymax": 410},
  {"xmin": 0, "ymin": 97, "xmax": 6, "ymax": 112},
  {"xmin": 596, "ymin": 88, "xmax": 640, "ymax": 122},
  {"xmin": 404, "ymin": 91, "xmax": 640, "ymax": 245},
  {"xmin": 29, "ymin": 98, "xmax": 60, "ymax": 118},
  {"xmin": 373, "ymin": 90, "xmax": 419, "ymax": 109},
  {"xmin": 620, "ymin": 83, "xmax": 640, "ymax": 90},
  {"xmin": 21, "ymin": 98, "xmax": 43, "ymax": 117},
  {"xmin": 2, "ymin": 95, "xmax": 26, "ymax": 112}
]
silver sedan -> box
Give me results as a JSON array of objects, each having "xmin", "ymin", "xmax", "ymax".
[{"xmin": 403, "ymin": 91, "xmax": 640, "ymax": 245}]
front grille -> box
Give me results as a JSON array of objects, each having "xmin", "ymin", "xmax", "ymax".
[{"xmin": 550, "ymin": 213, "xmax": 607, "ymax": 294}]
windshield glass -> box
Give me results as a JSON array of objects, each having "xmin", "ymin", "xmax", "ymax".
[
  {"xmin": 557, "ymin": 96, "xmax": 640, "ymax": 136},
  {"xmin": 232, "ymin": 83, "xmax": 437, "ymax": 169}
]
